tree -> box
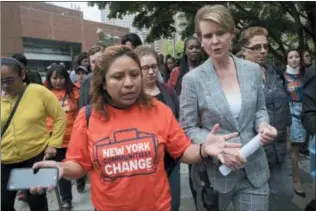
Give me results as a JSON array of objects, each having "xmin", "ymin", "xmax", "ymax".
[
  {"xmin": 162, "ymin": 40, "xmax": 184, "ymax": 58},
  {"xmin": 89, "ymin": 1, "xmax": 315, "ymax": 62},
  {"xmin": 96, "ymin": 28, "xmax": 120, "ymax": 47}
]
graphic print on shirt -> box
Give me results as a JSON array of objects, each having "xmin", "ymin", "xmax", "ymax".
[
  {"xmin": 59, "ymin": 94, "xmax": 76, "ymax": 112},
  {"xmin": 93, "ymin": 128, "xmax": 159, "ymax": 182}
]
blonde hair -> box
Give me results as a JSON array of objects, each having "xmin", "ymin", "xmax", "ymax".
[
  {"xmin": 134, "ymin": 46, "xmax": 160, "ymax": 66},
  {"xmin": 195, "ymin": 5, "xmax": 235, "ymax": 36}
]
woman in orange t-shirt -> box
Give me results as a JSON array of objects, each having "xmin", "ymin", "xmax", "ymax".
[
  {"xmin": 45, "ymin": 64, "xmax": 79, "ymax": 211},
  {"xmin": 31, "ymin": 46, "xmax": 246, "ymax": 211}
]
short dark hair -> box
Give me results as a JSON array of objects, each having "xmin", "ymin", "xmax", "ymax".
[
  {"xmin": 1, "ymin": 57, "xmax": 24, "ymax": 76},
  {"xmin": 75, "ymin": 52, "xmax": 88, "ymax": 68},
  {"xmin": 121, "ymin": 33, "xmax": 143, "ymax": 48},
  {"xmin": 11, "ymin": 53, "xmax": 28, "ymax": 66}
]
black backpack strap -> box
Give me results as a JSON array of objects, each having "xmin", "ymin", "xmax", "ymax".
[
  {"xmin": 85, "ymin": 105, "xmax": 92, "ymax": 128},
  {"xmin": 2, "ymin": 85, "xmax": 28, "ymax": 136}
]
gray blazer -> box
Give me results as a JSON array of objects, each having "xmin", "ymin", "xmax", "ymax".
[{"xmin": 180, "ymin": 56, "xmax": 270, "ymax": 193}]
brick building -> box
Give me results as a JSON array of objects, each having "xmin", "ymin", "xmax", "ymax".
[{"xmin": 1, "ymin": 2, "xmax": 129, "ymax": 73}]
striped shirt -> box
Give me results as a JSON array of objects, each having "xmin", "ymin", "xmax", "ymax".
[{"xmin": 284, "ymin": 72, "xmax": 304, "ymax": 102}]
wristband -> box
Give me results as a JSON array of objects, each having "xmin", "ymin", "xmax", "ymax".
[{"xmin": 199, "ymin": 144, "xmax": 206, "ymax": 160}]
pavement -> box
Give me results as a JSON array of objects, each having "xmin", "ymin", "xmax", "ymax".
[{"xmin": 15, "ymin": 155, "xmax": 315, "ymax": 211}]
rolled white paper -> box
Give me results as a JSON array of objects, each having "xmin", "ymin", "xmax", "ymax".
[{"xmin": 219, "ymin": 134, "xmax": 261, "ymax": 176}]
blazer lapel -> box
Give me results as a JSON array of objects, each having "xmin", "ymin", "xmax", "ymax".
[
  {"xmin": 200, "ymin": 58, "xmax": 238, "ymax": 131},
  {"xmin": 233, "ymin": 56, "xmax": 247, "ymax": 130}
]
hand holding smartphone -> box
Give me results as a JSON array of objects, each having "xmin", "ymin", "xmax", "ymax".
[{"xmin": 7, "ymin": 167, "xmax": 59, "ymax": 191}]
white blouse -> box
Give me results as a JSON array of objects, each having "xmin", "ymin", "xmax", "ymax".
[{"xmin": 225, "ymin": 93, "xmax": 242, "ymax": 119}]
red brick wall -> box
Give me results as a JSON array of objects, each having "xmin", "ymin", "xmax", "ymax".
[
  {"xmin": 1, "ymin": 2, "xmax": 23, "ymax": 56},
  {"xmin": 1, "ymin": 2, "xmax": 129, "ymax": 55},
  {"xmin": 19, "ymin": 2, "xmax": 83, "ymax": 19}
]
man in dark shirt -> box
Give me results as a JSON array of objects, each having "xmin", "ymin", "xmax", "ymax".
[{"xmin": 11, "ymin": 53, "xmax": 42, "ymax": 85}]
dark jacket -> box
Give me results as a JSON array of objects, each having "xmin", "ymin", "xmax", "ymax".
[
  {"xmin": 263, "ymin": 64, "xmax": 292, "ymax": 138},
  {"xmin": 301, "ymin": 65, "xmax": 316, "ymax": 135},
  {"xmin": 263, "ymin": 64, "xmax": 292, "ymax": 163},
  {"xmin": 156, "ymin": 82, "xmax": 180, "ymax": 175},
  {"xmin": 79, "ymin": 73, "xmax": 92, "ymax": 109},
  {"xmin": 157, "ymin": 82, "xmax": 179, "ymax": 119},
  {"xmin": 25, "ymin": 69, "xmax": 43, "ymax": 85}
]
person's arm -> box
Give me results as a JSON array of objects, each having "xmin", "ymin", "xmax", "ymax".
[
  {"xmin": 42, "ymin": 87, "xmax": 67, "ymax": 148},
  {"xmin": 62, "ymin": 108, "xmax": 92, "ymax": 179},
  {"xmin": 164, "ymin": 110, "xmax": 243, "ymax": 165},
  {"xmin": 180, "ymin": 73, "xmax": 209, "ymax": 143},
  {"xmin": 253, "ymin": 65, "xmax": 270, "ymax": 131},
  {"xmin": 301, "ymin": 71, "xmax": 316, "ymax": 134}
]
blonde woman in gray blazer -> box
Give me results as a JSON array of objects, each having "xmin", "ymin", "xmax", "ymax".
[{"xmin": 180, "ymin": 5, "xmax": 277, "ymax": 211}]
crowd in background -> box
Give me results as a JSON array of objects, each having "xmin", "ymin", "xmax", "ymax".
[{"xmin": 1, "ymin": 4, "xmax": 315, "ymax": 211}]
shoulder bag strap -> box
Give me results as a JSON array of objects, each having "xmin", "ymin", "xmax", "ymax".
[
  {"xmin": 2, "ymin": 85, "xmax": 28, "ymax": 136},
  {"xmin": 85, "ymin": 105, "xmax": 92, "ymax": 128}
]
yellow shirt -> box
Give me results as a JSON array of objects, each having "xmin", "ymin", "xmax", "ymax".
[{"xmin": 1, "ymin": 84, "xmax": 66, "ymax": 164}]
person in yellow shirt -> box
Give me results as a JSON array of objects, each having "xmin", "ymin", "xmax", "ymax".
[{"xmin": 1, "ymin": 57, "xmax": 66, "ymax": 211}]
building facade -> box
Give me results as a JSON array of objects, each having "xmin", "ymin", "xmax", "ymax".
[{"xmin": 1, "ymin": 2, "xmax": 129, "ymax": 73}]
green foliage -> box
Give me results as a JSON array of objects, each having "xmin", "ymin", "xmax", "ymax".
[
  {"xmin": 162, "ymin": 40, "xmax": 184, "ymax": 58},
  {"xmin": 89, "ymin": 1, "xmax": 316, "ymax": 63}
]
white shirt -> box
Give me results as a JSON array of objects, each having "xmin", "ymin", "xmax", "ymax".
[{"xmin": 225, "ymin": 93, "xmax": 242, "ymax": 119}]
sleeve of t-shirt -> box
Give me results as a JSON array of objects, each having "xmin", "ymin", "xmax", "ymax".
[
  {"xmin": 164, "ymin": 106, "xmax": 191, "ymax": 159},
  {"xmin": 64, "ymin": 107, "xmax": 92, "ymax": 173}
]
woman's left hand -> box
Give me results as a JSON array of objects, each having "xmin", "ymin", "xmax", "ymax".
[{"xmin": 258, "ymin": 123, "xmax": 278, "ymax": 145}]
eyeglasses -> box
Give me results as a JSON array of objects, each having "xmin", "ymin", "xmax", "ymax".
[
  {"xmin": 1, "ymin": 77, "xmax": 18, "ymax": 85},
  {"xmin": 141, "ymin": 64, "xmax": 158, "ymax": 72},
  {"xmin": 244, "ymin": 44, "xmax": 269, "ymax": 52}
]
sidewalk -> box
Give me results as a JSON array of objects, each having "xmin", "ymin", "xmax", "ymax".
[{"xmin": 15, "ymin": 155, "xmax": 315, "ymax": 211}]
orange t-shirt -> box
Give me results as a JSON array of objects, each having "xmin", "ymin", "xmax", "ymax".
[
  {"xmin": 47, "ymin": 88, "xmax": 80, "ymax": 148},
  {"xmin": 65, "ymin": 99, "xmax": 191, "ymax": 211},
  {"xmin": 74, "ymin": 82, "xmax": 81, "ymax": 89}
]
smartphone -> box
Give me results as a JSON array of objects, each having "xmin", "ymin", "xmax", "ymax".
[{"xmin": 7, "ymin": 167, "xmax": 59, "ymax": 191}]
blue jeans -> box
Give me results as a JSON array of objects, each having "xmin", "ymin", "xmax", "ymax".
[
  {"xmin": 169, "ymin": 163, "xmax": 180, "ymax": 211},
  {"xmin": 310, "ymin": 136, "xmax": 316, "ymax": 180}
]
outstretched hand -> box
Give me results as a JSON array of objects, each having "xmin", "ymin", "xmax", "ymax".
[
  {"xmin": 203, "ymin": 124, "xmax": 247, "ymax": 166},
  {"xmin": 29, "ymin": 161, "xmax": 64, "ymax": 195}
]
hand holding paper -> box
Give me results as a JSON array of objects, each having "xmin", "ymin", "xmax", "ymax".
[{"xmin": 219, "ymin": 135, "xmax": 261, "ymax": 176}]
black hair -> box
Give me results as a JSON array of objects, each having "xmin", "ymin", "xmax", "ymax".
[
  {"xmin": 46, "ymin": 64, "xmax": 74, "ymax": 96},
  {"xmin": 1, "ymin": 57, "xmax": 24, "ymax": 76},
  {"xmin": 179, "ymin": 37, "xmax": 201, "ymax": 75},
  {"xmin": 172, "ymin": 37, "xmax": 202, "ymax": 94},
  {"xmin": 121, "ymin": 33, "xmax": 143, "ymax": 48},
  {"xmin": 284, "ymin": 49, "xmax": 306, "ymax": 77},
  {"xmin": 75, "ymin": 52, "xmax": 89, "ymax": 69},
  {"xmin": 11, "ymin": 53, "xmax": 28, "ymax": 66},
  {"xmin": 164, "ymin": 55, "xmax": 176, "ymax": 71},
  {"xmin": 1, "ymin": 57, "xmax": 31, "ymax": 84}
]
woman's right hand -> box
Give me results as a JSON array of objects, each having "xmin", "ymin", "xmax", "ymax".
[{"xmin": 30, "ymin": 161, "xmax": 64, "ymax": 194}]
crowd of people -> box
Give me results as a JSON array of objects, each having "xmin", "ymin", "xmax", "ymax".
[{"xmin": 1, "ymin": 4, "xmax": 315, "ymax": 211}]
